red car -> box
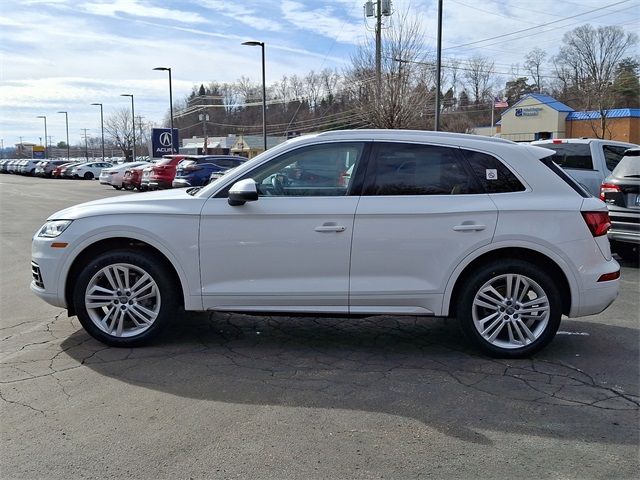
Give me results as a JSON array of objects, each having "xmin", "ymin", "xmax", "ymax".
[
  {"xmin": 122, "ymin": 166, "xmax": 148, "ymax": 191},
  {"xmin": 52, "ymin": 162, "xmax": 78, "ymax": 178},
  {"xmin": 147, "ymin": 154, "xmax": 186, "ymax": 190}
]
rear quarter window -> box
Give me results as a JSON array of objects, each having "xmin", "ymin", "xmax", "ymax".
[{"xmin": 462, "ymin": 150, "xmax": 526, "ymax": 193}]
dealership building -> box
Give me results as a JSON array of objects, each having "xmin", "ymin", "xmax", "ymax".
[{"xmin": 474, "ymin": 93, "xmax": 639, "ymax": 144}]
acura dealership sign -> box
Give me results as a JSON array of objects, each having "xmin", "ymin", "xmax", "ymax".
[{"xmin": 151, "ymin": 128, "xmax": 179, "ymax": 157}]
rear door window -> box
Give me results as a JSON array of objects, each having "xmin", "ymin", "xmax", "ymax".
[
  {"xmin": 542, "ymin": 143, "xmax": 593, "ymax": 170},
  {"xmin": 364, "ymin": 143, "xmax": 480, "ymax": 196}
]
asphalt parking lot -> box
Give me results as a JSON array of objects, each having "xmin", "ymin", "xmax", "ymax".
[{"xmin": 1, "ymin": 174, "xmax": 638, "ymax": 479}]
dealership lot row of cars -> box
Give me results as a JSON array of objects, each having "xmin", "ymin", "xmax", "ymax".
[{"xmin": 0, "ymin": 154, "xmax": 248, "ymax": 191}]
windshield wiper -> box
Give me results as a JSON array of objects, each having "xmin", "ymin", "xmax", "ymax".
[
  {"xmin": 186, "ymin": 186, "xmax": 202, "ymax": 196},
  {"xmin": 622, "ymin": 174, "xmax": 640, "ymax": 178}
]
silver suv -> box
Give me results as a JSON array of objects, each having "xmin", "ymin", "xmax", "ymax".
[{"xmin": 31, "ymin": 130, "xmax": 620, "ymax": 357}]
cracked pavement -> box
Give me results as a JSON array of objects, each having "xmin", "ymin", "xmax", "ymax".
[{"xmin": 1, "ymin": 175, "xmax": 638, "ymax": 479}]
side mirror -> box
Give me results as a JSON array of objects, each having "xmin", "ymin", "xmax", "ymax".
[{"xmin": 228, "ymin": 178, "xmax": 259, "ymax": 206}]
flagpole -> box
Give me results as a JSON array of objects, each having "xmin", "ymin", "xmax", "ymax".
[{"xmin": 491, "ymin": 101, "xmax": 494, "ymax": 137}]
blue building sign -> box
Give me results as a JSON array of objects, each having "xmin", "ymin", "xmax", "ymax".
[{"xmin": 151, "ymin": 128, "xmax": 179, "ymax": 157}]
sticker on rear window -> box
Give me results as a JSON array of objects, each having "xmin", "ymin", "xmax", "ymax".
[{"xmin": 486, "ymin": 169, "xmax": 498, "ymax": 180}]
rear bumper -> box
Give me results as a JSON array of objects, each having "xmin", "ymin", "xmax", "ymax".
[
  {"xmin": 608, "ymin": 230, "xmax": 640, "ymax": 245},
  {"xmin": 149, "ymin": 179, "xmax": 173, "ymax": 189}
]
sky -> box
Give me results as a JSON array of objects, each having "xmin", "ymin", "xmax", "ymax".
[{"xmin": 0, "ymin": 0, "xmax": 638, "ymax": 149}]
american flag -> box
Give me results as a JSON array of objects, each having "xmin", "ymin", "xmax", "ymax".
[{"xmin": 494, "ymin": 97, "xmax": 508, "ymax": 108}]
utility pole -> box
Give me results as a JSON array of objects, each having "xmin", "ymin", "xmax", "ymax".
[
  {"xmin": 365, "ymin": 1, "xmax": 391, "ymax": 104},
  {"xmin": 136, "ymin": 116, "xmax": 144, "ymax": 158},
  {"xmin": 81, "ymin": 129, "xmax": 90, "ymax": 161},
  {"xmin": 435, "ymin": 0, "xmax": 443, "ymax": 131},
  {"xmin": 199, "ymin": 112, "xmax": 209, "ymax": 154}
]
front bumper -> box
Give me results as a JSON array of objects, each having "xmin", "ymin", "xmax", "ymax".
[{"xmin": 30, "ymin": 236, "xmax": 70, "ymax": 309}]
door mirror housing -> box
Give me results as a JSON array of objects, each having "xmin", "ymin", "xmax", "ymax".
[{"xmin": 228, "ymin": 178, "xmax": 259, "ymax": 206}]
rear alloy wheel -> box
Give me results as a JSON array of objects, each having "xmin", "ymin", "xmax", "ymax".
[
  {"xmin": 83, "ymin": 172, "xmax": 94, "ymax": 180},
  {"xmin": 458, "ymin": 260, "xmax": 561, "ymax": 358},
  {"xmin": 73, "ymin": 250, "xmax": 177, "ymax": 347}
]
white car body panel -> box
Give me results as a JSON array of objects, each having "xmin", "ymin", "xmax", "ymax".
[
  {"xmin": 350, "ymin": 194, "xmax": 498, "ymax": 315},
  {"xmin": 199, "ymin": 196, "xmax": 358, "ymax": 312}
]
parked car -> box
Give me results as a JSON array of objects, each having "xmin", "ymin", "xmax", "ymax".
[
  {"xmin": 600, "ymin": 148, "xmax": 640, "ymax": 263},
  {"xmin": 172, "ymin": 155, "xmax": 247, "ymax": 188},
  {"xmin": 70, "ymin": 161, "xmax": 113, "ymax": 180},
  {"xmin": 99, "ymin": 161, "xmax": 149, "ymax": 189},
  {"xmin": 0, "ymin": 159, "xmax": 10, "ymax": 173},
  {"xmin": 31, "ymin": 130, "xmax": 620, "ymax": 357},
  {"xmin": 146, "ymin": 154, "xmax": 186, "ymax": 190},
  {"xmin": 532, "ymin": 138, "xmax": 638, "ymax": 196},
  {"xmin": 52, "ymin": 162, "xmax": 77, "ymax": 178},
  {"xmin": 35, "ymin": 160, "xmax": 69, "ymax": 177},
  {"xmin": 122, "ymin": 165, "xmax": 148, "ymax": 190},
  {"xmin": 139, "ymin": 160, "xmax": 163, "ymax": 191},
  {"xmin": 16, "ymin": 160, "xmax": 30, "ymax": 175}
]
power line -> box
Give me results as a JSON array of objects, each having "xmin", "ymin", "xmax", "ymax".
[{"xmin": 445, "ymin": 0, "xmax": 632, "ymax": 50}]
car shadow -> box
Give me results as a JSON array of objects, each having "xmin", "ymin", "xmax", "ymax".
[{"xmin": 61, "ymin": 312, "xmax": 639, "ymax": 446}]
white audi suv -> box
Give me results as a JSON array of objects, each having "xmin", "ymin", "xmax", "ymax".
[{"xmin": 31, "ymin": 130, "xmax": 620, "ymax": 357}]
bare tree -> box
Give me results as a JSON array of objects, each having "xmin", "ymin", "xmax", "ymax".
[
  {"xmin": 344, "ymin": 8, "xmax": 431, "ymax": 129},
  {"xmin": 304, "ymin": 70, "xmax": 322, "ymax": 110},
  {"xmin": 104, "ymin": 107, "xmax": 135, "ymax": 161},
  {"xmin": 524, "ymin": 48, "xmax": 546, "ymax": 93},
  {"xmin": 464, "ymin": 55, "xmax": 496, "ymax": 105},
  {"xmin": 554, "ymin": 25, "xmax": 638, "ymax": 138}
]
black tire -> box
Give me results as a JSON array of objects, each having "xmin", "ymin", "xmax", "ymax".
[
  {"xmin": 83, "ymin": 172, "xmax": 94, "ymax": 180},
  {"xmin": 72, "ymin": 249, "xmax": 177, "ymax": 347},
  {"xmin": 457, "ymin": 259, "xmax": 562, "ymax": 358},
  {"xmin": 113, "ymin": 185, "xmax": 122, "ymax": 190},
  {"xmin": 123, "ymin": 184, "xmax": 134, "ymax": 191}
]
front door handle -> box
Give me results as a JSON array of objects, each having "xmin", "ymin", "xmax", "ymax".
[
  {"xmin": 315, "ymin": 223, "xmax": 346, "ymax": 233},
  {"xmin": 453, "ymin": 224, "xmax": 486, "ymax": 232}
]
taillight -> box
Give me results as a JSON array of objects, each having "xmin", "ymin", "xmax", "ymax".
[
  {"xmin": 599, "ymin": 182, "xmax": 621, "ymax": 201},
  {"xmin": 581, "ymin": 211, "xmax": 611, "ymax": 237}
]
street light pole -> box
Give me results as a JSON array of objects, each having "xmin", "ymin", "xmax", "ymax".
[
  {"xmin": 435, "ymin": 0, "xmax": 443, "ymax": 131},
  {"xmin": 153, "ymin": 67, "xmax": 175, "ymax": 153},
  {"xmin": 36, "ymin": 116, "xmax": 48, "ymax": 159},
  {"xmin": 57, "ymin": 111, "xmax": 70, "ymax": 161},
  {"xmin": 242, "ymin": 41, "xmax": 267, "ymax": 151},
  {"xmin": 90, "ymin": 103, "xmax": 105, "ymax": 162},
  {"xmin": 120, "ymin": 94, "xmax": 135, "ymax": 161}
]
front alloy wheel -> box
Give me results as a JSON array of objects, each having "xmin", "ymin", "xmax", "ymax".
[
  {"xmin": 73, "ymin": 250, "xmax": 176, "ymax": 346},
  {"xmin": 85, "ymin": 263, "xmax": 161, "ymax": 338},
  {"xmin": 458, "ymin": 260, "xmax": 561, "ymax": 358}
]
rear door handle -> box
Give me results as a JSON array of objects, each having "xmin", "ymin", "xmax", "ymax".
[
  {"xmin": 315, "ymin": 223, "xmax": 346, "ymax": 233},
  {"xmin": 453, "ymin": 224, "xmax": 486, "ymax": 232}
]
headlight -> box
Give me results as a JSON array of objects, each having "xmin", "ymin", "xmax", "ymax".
[{"xmin": 38, "ymin": 220, "xmax": 72, "ymax": 238}]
